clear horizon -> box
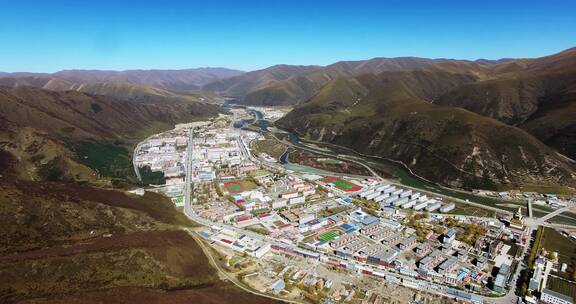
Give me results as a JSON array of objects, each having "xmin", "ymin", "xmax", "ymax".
[{"xmin": 1, "ymin": 0, "xmax": 575, "ymax": 73}]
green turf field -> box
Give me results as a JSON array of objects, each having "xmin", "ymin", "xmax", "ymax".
[
  {"xmin": 323, "ymin": 177, "xmax": 362, "ymax": 192},
  {"xmin": 333, "ymin": 180, "xmax": 355, "ymax": 189},
  {"xmin": 318, "ymin": 230, "xmax": 340, "ymax": 242},
  {"xmin": 224, "ymin": 181, "xmax": 243, "ymax": 193}
]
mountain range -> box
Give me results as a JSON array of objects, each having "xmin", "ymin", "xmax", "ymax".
[
  {"xmin": 0, "ymin": 67, "xmax": 243, "ymax": 91},
  {"xmin": 276, "ymin": 49, "xmax": 576, "ymax": 190},
  {"xmin": 1, "ymin": 48, "xmax": 575, "ymax": 191}
]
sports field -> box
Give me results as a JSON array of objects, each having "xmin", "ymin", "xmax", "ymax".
[
  {"xmin": 223, "ymin": 179, "xmax": 258, "ymax": 194},
  {"xmin": 323, "ymin": 177, "xmax": 363, "ymax": 192},
  {"xmin": 317, "ymin": 230, "xmax": 340, "ymax": 242},
  {"xmin": 224, "ymin": 181, "xmax": 244, "ymax": 193}
]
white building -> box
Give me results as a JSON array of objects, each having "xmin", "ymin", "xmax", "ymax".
[
  {"xmin": 289, "ymin": 196, "xmax": 306, "ymax": 205},
  {"xmin": 299, "ymin": 213, "xmax": 315, "ymax": 225},
  {"xmin": 440, "ymin": 203, "xmax": 455, "ymax": 213},
  {"xmin": 272, "ymin": 200, "xmax": 288, "ymax": 209},
  {"xmin": 541, "ymin": 288, "xmax": 574, "ymax": 304}
]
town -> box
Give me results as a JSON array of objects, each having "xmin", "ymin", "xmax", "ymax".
[{"xmin": 133, "ymin": 107, "xmax": 576, "ymax": 304}]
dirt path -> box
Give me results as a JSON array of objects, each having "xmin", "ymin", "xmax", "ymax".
[{"xmin": 187, "ymin": 229, "xmax": 305, "ymax": 304}]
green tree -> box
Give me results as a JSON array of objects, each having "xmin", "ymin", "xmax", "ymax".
[{"xmin": 138, "ymin": 165, "xmax": 165, "ymax": 185}]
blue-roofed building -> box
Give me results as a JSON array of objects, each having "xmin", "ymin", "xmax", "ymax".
[
  {"xmin": 456, "ymin": 270, "xmax": 468, "ymax": 282},
  {"xmin": 271, "ymin": 279, "xmax": 285, "ymax": 293},
  {"xmin": 380, "ymin": 218, "xmax": 402, "ymax": 230},
  {"xmin": 361, "ymin": 215, "xmax": 379, "ymax": 226},
  {"xmin": 328, "ymin": 214, "xmax": 343, "ymax": 224},
  {"xmin": 444, "ymin": 228, "xmax": 456, "ymax": 244},
  {"xmin": 340, "ymin": 223, "xmax": 357, "ymax": 233},
  {"xmin": 335, "ymin": 248, "xmax": 353, "ymax": 258},
  {"xmin": 380, "ymin": 206, "xmax": 396, "ymax": 216},
  {"xmin": 493, "ymin": 274, "xmax": 506, "ymax": 293},
  {"xmin": 348, "ymin": 208, "xmax": 368, "ymax": 221},
  {"xmin": 198, "ymin": 169, "xmax": 216, "ymax": 180}
]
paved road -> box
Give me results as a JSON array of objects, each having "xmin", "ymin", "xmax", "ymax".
[
  {"xmin": 132, "ymin": 141, "xmax": 144, "ymax": 181},
  {"xmin": 132, "ymin": 132, "xmax": 163, "ymax": 182},
  {"xmin": 534, "ymin": 205, "xmax": 575, "ymax": 224},
  {"xmin": 493, "ymin": 226, "xmax": 533, "ymax": 304}
]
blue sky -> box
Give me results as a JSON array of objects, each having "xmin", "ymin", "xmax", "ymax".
[{"xmin": 1, "ymin": 0, "xmax": 575, "ymax": 72}]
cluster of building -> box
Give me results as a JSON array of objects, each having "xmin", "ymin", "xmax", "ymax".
[
  {"xmin": 271, "ymin": 176, "xmax": 317, "ymax": 209},
  {"xmin": 473, "ymin": 189, "xmax": 575, "ymax": 209},
  {"xmin": 127, "ymin": 105, "xmax": 576, "ymax": 304},
  {"xmin": 299, "ymin": 208, "xmax": 488, "ymax": 289},
  {"xmin": 358, "ymin": 183, "xmax": 455, "ymax": 214},
  {"xmin": 188, "ymin": 120, "xmax": 520, "ymax": 300},
  {"xmin": 190, "ymin": 127, "xmax": 252, "ymax": 181},
  {"xmin": 150, "ymin": 109, "xmax": 541, "ymax": 303},
  {"xmin": 246, "ymin": 106, "xmax": 288, "ymax": 121},
  {"xmin": 524, "ymin": 253, "xmax": 574, "ymax": 304},
  {"xmin": 134, "ymin": 128, "xmax": 189, "ymax": 185},
  {"xmin": 134, "ymin": 128, "xmax": 192, "ymax": 205},
  {"xmin": 199, "ymin": 226, "xmax": 271, "ymax": 258}
]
